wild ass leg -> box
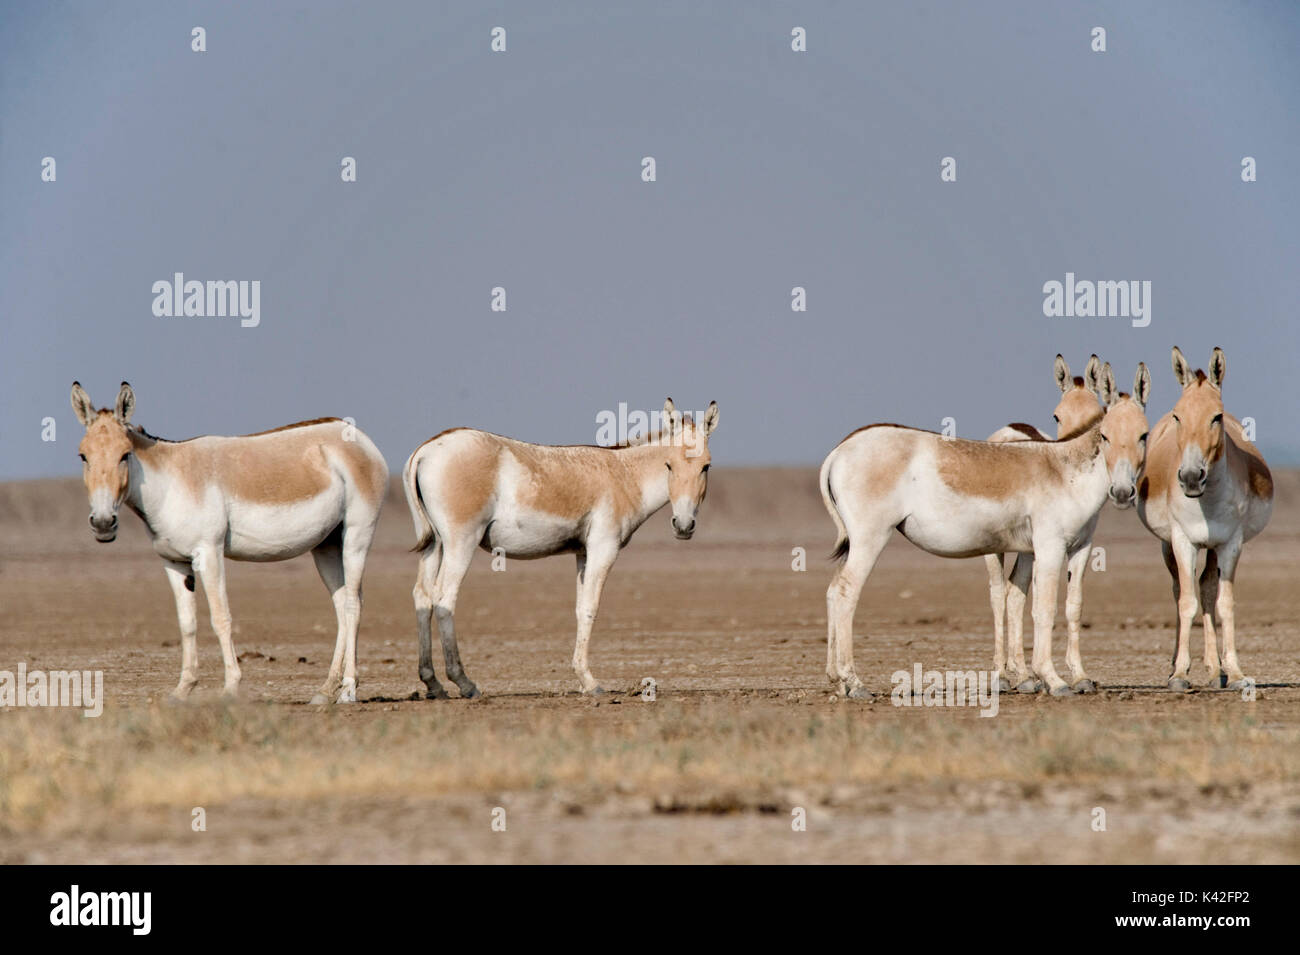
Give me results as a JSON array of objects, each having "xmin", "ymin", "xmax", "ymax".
[
  {"xmin": 412, "ymin": 541, "xmax": 449, "ymax": 699},
  {"xmin": 1160, "ymin": 540, "xmax": 1180, "ymax": 684},
  {"xmin": 1214, "ymin": 539, "xmax": 1250, "ymax": 690},
  {"xmin": 1064, "ymin": 543, "xmax": 1095, "ymax": 692},
  {"xmin": 986, "ymin": 554, "xmax": 1010, "ymax": 691},
  {"xmin": 431, "ymin": 532, "xmax": 481, "ymax": 699},
  {"xmin": 1198, "ymin": 549, "xmax": 1224, "ymax": 687},
  {"xmin": 573, "ymin": 544, "xmax": 617, "ymax": 695},
  {"xmin": 194, "ymin": 546, "xmax": 241, "ymax": 700},
  {"xmin": 1167, "ymin": 528, "xmax": 1199, "ymax": 692},
  {"xmin": 311, "ymin": 539, "xmax": 349, "ymax": 703},
  {"xmin": 163, "ymin": 560, "xmax": 199, "ymax": 701},
  {"xmin": 334, "ymin": 522, "xmax": 374, "ymax": 704},
  {"xmin": 826, "ymin": 527, "xmax": 890, "ymax": 700},
  {"xmin": 1005, "ymin": 554, "xmax": 1036, "ymax": 692},
  {"xmin": 1029, "ymin": 541, "xmax": 1071, "ymax": 695}
]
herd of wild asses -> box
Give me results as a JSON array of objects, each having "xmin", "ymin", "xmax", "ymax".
[{"xmin": 68, "ymin": 347, "xmax": 1271, "ymax": 702}]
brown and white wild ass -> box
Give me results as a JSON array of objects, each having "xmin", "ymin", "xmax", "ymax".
[
  {"xmin": 984, "ymin": 354, "xmax": 1107, "ymax": 692},
  {"xmin": 820, "ymin": 370, "xmax": 1149, "ymax": 698},
  {"xmin": 71, "ymin": 381, "xmax": 388, "ymax": 703},
  {"xmin": 402, "ymin": 398, "xmax": 719, "ymax": 697},
  {"xmin": 1137, "ymin": 347, "xmax": 1273, "ymax": 691}
]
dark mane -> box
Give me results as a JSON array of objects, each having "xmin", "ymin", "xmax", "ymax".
[
  {"xmin": 241, "ymin": 417, "xmax": 343, "ymax": 437},
  {"xmin": 129, "ymin": 423, "xmax": 168, "ymax": 442},
  {"xmin": 1055, "ymin": 418, "xmax": 1101, "ymax": 442},
  {"xmin": 1007, "ymin": 422, "xmax": 1047, "ymax": 441},
  {"xmin": 126, "ymin": 416, "xmax": 343, "ymax": 444}
]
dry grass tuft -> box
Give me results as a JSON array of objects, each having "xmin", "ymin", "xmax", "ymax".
[{"xmin": 2, "ymin": 700, "xmax": 1296, "ymax": 835}]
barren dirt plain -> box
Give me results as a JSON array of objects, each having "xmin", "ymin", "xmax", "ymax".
[{"xmin": 2, "ymin": 469, "xmax": 1298, "ymax": 863}]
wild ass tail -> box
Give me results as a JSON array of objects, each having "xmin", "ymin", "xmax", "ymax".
[
  {"xmin": 402, "ymin": 447, "xmax": 436, "ymax": 552},
  {"xmin": 819, "ymin": 453, "xmax": 850, "ymax": 562}
]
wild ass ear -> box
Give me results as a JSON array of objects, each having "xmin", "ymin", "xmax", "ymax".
[
  {"xmin": 70, "ymin": 381, "xmax": 96, "ymax": 427},
  {"xmin": 115, "ymin": 381, "xmax": 136, "ymax": 425},
  {"xmin": 1100, "ymin": 362, "xmax": 1119, "ymax": 408},
  {"xmin": 702, "ymin": 400, "xmax": 719, "ymax": 436},
  {"xmin": 1207, "ymin": 347, "xmax": 1226, "ymax": 390},
  {"xmin": 1170, "ymin": 346, "xmax": 1193, "ymax": 387},
  {"xmin": 1133, "ymin": 363, "xmax": 1151, "ymax": 409},
  {"xmin": 1084, "ymin": 355, "xmax": 1103, "ymax": 398},
  {"xmin": 662, "ymin": 397, "xmax": 678, "ymax": 438},
  {"xmin": 1053, "ymin": 355, "xmax": 1070, "ymax": 393}
]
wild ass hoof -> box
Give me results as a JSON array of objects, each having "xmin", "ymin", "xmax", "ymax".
[
  {"xmin": 458, "ymin": 684, "xmax": 482, "ymax": 700},
  {"xmin": 1015, "ymin": 677, "xmax": 1042, "ymax": 694},
  {"xmin": 1227, "ymin": 678, "xmax": 1255, "ymax": 692},
  {"xmin": 424, "ymin": 685, "xmax": 450, "ymax": 700},
  {"xmin": 219, "ymin": 687, "xmax": 240, "ymax": 703},
  {"xmin": 1072, "ymin": 679, "xmax": 1097, "ymax": 694},
  {"xmin": 1207, "ymin": 671, "xmax": 1227, "ymax": 689},
  {"xmin": 996, "ymin": 676, "xmax": 1014, "ymax": 693},
  {"xmin": 309, "ymin": 692, "xmax": 331, "ymax": 705},
  {"xmin": 1167, "ymin": 676, "xmax": 1191, "ymax": 692},
  {"xmin": 1049, "ymin": 684, "xmax": 1076, "ymax": 697},
  {"xmin": 582, "ymin": 685, "xmax": 606, "ymax": 697},
  {"xmin": 846, "ymin": 686, "xmax": 874, "ymax": 701}
]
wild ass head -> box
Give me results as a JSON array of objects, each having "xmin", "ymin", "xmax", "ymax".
[
  {"xmin": 1052, "ymin": 354, "xmax": 1105, "ymax": 438},
  {"xmin": 1168, "ymin": 346, "xmax": 1227, "ymax": 498},
  {"xmin": 70, "ymin": 381, "xmax": 137, "ymax": 542},
  {"xmin": 661, "ymin": 397, "xmax": 719, "ymax": 540},
  {"xmin": 1096, "ymin": 362, "xmax": 1151, "ymax": 508}
]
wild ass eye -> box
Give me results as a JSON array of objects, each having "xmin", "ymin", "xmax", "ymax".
[
  {"xmin": 1052, "ymin": 414, "xmax": 1059, "ymax": 423},
  {"xmin": 1171, "ymin": 414, "xmax": 1180, "ymax": 424},
  {"xmin": 665, "ymin": 462, "xmax": 672, "ymax": 472},
  {"xmin": 1211, "ymin": 414, "xmax": 1223, "ymax": 426},
  {"xmin": 702, "ymin": 464, "xmax": 710, "ymax": 473},
  {"xmin": 1139, "ymin": 432, "xmax": 1149, "ymax": 444},
  {"xmin": 119, "ymin": 452, "xmax": 131, "ymax": 463},
  {"xmin": 79, "ymin": 454, "xmax": 87, "ymax": 462}
]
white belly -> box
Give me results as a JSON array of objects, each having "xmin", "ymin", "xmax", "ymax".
[
  {"xmin": 896, "ymin": 471, "xmax": 1034, "ymax": 557},
  {"xmin": 224, "ymin": 489, "xmax": 346, "ymax": 561},
  {"xmin": 898, "ymin": 510, "xmax": 1033, "ymax": 557},
  {"xmin": 482, "ymin": 505, "xmax": 581, "ymax": 558}
]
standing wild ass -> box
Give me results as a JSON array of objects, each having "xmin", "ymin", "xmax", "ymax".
[
  {"xmin": 820, "ymin": 369, "xmax": 1149, "ymax": 698},
  {"xmin": 1137, "ymin": 347, "xmax": 1273, "ymax": 691},
  {"xmin": 984, "ymin": 355, "xmax": 1106, "ymax": 692},
  {"xmin": 402, "ymin": 398, "xmax": 719, "ymax": 697},
  {"xmin": 71, "ymin": 381, "xmax": 388, "ymax": 703}
]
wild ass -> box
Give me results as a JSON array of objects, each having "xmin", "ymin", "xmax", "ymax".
[
  {"xmin": 71, "ymin": 381, "xmax": 388, "ymax": 703},
  {"xmin": 820, "ymin": 369, "xmax": 1149, "ymax": 698},
  {"xmin": 402, "ymin": 398, "xmax": 719, "ymax": 697},
  {"xmin": 983, "ymin": 355, "xmax": 1107, "ymax": 692},
  {"xmin": 1137, "ymin": 347, "xmax": 1273, "ymax": 691}
]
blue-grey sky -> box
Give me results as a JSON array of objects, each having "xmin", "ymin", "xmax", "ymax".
[{"xmin": 3, "ymin": 0, "xmax": 1298, "ymax": 480}]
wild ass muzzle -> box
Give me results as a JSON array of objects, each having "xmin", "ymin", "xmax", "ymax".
[
  {"xmin": 71, "ymin": 381, "xmax": 388, "ymax": 703},
  {"xmin": 1137, "ymin": 347, "xmax": 1273, "ymax": 691},
  {"xmin": 820, "ymin": 369, "xmax": 1149, "ymax": 698},
  {"xmin": 402, "ymin": 398, "xmax": 718, "ymax": 697}
]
